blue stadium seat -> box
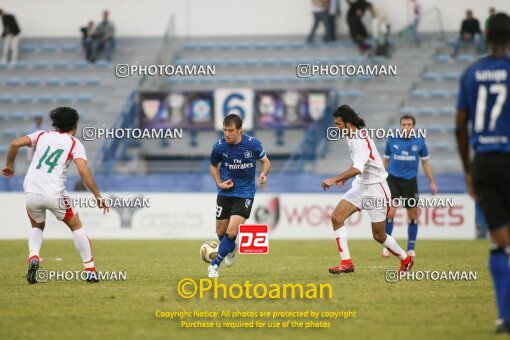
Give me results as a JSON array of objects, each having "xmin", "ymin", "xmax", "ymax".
[
  {"xmin": 6, "ymin": 78, "xmax": 21, "ymax": 86},
  {"xmin": 0, "ymin": 112, "xmax": 6, "ymax": 120},
  {"xmin": 254, "ymin": 41, "xmax": 269, "ymax": 49},
  {"xmin": 46, "ymin": 78, "xmax": 62, "ymax": 86},
  {"xmin": 253, "ymin": 75, "xmax": 266, "ymax": 83},
  {"xmin": 54, "ymin": 60, "xmax": 70, "ymax": 69},
  {"xmin": 14, "ymin": 61, "xmax": 29, "ymax": 69},
  {"xmin": 20, "ymin": 43, "xmax": 37, "ymax": 52},
  {"xmin": 457, "ymin": 54, "xmax": 473, "ymax": 63},
  {"xmin": 237, "ymin": 41, "xmax": 251, "ymax": 49},
  {"xmin": 445, "ymin": 125, "xmax": 456, "ymax": 133},
  {"xmin": 443, "ymin": 72, "xmax": 460, "ymax": 81},
  {"xmin": 77, "ymin": 94, "xmax": 93, "ymax": 103},
  {"xmin": 201, "ymin": 42, "xmax": 215, "ymax": 50},
  {"xmin": 0, "ymin": 145, "xmax": 8, "ymax": 153},
  {"xmin": 421, "ymin": 72, "xmax": 439, "ymax": 81},
  {"xmin": 272, "ymin": 41, "xmax": 287, "ymax": 49},
  {"xmin": 234, "ymin": 76, "xmax": 249, "ymax": 83},
  {"xmin": 85, "ymin": 78, "xmax": 101, "ymax": 86},
  {"xmin": 37, "ymin": 95, "xmax": 53, "ymax": 103},
  {"xmin": 280, "ymin": 58, "xmax": 294, "ymax": 66},
  {"xmin": 269, "ymin": 75, "xmax": 285, "ymax": 83},
  {"xmin": 209, "ymin": 58, "xmax": 225, "ymax": 66},
  {"xmin": 183, "ymin": 42, "xmax": 199, "ymax": 50},
  {"xmin": 440, "ymin": 106, "xmax": 455, "ymax": 116},
  {"xmin": 245, "ymin": 58, "xmax": 258, "ymax": 66},
  {"xmin": 410, "ymin": 90, "xmax": 428, "ymax": 98},
  {"xmin": 417, "ymin": 106, "xmax": 437, "ymax": 116},
  {"xmin": 226, "ymin": 58, "xmax": 242, "ymax": 66},
  {"xmin": 10, "ymin": 111, "xmax": 26, "ymax": 120},
  {"xmin": 297, "ymin": 57, "xmax": 313, "ymax": 64},
  {"xmin": 332, "ymin": 56, "xmax": 349, "ymax": 64},
  {"xmin": 372, "ymin": 56, "xmax": 386, "ymax": 63},
  {"xmin": 57, "ymin": 94, "xmax": 73, "ymax": 103},
  {"xmin": 66, "ymin": 78, "xmax": 81, "ymax": 86},
  {"xmin": 30, "ymin": 112, "xmax": 45, "ymax": 119},
  {"xmin": 217, "ymin": 76, "xmax": 233, "ymax": 84},
  {"xmin": 42, "ymin": 43, "xmax": 58, "ymax": 52},
  {"xmin": 25, "ymin": 78, "xmax": 41, "ymax": 86},
  {"xmin": 261, "ymin": 58, "xmax": 278, "ymax": 66},
  {"xmin": 351, "ymin": 56, "xmax": 366, "ymax": 64},
  {"xmin": 290, "ymin": 41, "xmax": 305, "ymax": 49},
  {"xmin": 434, "ymin": 142, "xmax": 453, "ymax": 151},
  {"xmin": 0, "ymin": 95, "xmax": 14, "ymax": 103},
  {"xmin": 74, "ymin": 60, "xmax": 89, "ymax": 69},
  {"xmin": 398, "ymin": 106, "xmax": 416, "ymax": 115},
  {"xmin": 434, "ymin": 55, "xmax": 451, "ymax": 63},
  {"xmin": 174, "ymin": 58, "xmax": 187, "ymax": 65},
  {"xmin": 2, "ymin": 129, "xmax": 17, "ymax": 138},
  {"xmin": 430, "ymin": 89, "xmax": 450, "ymax": 98},
  {"xmin": 18, "ymin": 95, "xmax": 33, "ymax": 104},
  {"xmin": 34, "ymin": 60, "xmax": 49, "ymax": 70},
  {"xmin": 62, "ymin": 43, "xmax": 79, "ymax": 52},
  {"xmin": 426, "ymin": 124, "xmax": 442, "ymax": 133},
  {"xmin": 213, "ymin": 41, "xmax": 231, "ymax": 50},
  {"xmin": 95, "ymin": 60, "xmax": 109, "ymax": 68}
]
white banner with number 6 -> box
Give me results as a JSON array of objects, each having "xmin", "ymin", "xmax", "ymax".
[{"xmin": 214, "ymin": 88, "xmax": 254, "ymax": 131}]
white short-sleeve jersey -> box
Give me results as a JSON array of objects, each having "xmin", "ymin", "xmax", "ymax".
[
  {"xmin": 347, "ymin": 131, "xmax": 388, "ymax": 185},
  {"xmin": 23, "ymin": 130, "xmax": 87, "ymax": 196}
]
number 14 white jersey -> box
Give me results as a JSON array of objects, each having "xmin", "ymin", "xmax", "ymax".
[{"xmin": 23, "ymin": 130, "xmax": 87, "ymax": 196}]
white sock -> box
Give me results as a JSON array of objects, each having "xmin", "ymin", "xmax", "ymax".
[
  {"xmin": 383, "ymin": 234, "xmax": 407, "ymax": 260},
  {"xmin": 72, "ymin": 228, "xmax": 95, "ymax": 269},
  {"xmin": 28, "ymin": 228, "xmax": 43, "ymax": 260},
  {"xmin": 334, "ymin": 227, "xmax": 351, "ymax": 261}
]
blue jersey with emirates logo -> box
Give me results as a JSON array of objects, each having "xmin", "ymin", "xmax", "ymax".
[
  {"xmin": 384, "ymin": 136, "xmax": 429, "ymax": 180},
  {"xmin": 211, "ymin": 134, "xmax": 266, "ymax": 198}
]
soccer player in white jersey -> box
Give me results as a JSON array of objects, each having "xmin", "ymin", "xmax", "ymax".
[
  {"xmin": 1, "ymin": 107, "xmax": 108, "ymax": 284},
  {"xmin": 322, "ymin": 105, "xmax": 414, "ymax": 274}
]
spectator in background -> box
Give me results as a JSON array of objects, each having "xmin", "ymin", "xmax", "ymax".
[
  {"xmin": 307, "ymin": 0, "xmax": 332, "ymax": 43},
  {"xmin": 367, "ymin": 2, "xmax": 391, "ymax": 56},
  {"xmin": 90, "ymin": 10, "xmax": 115, "ymax": 62},
  {"xmin": 80, "ymin": 21, "xmax": 94, "ymax": 62},
  {"xmin": 26, "ymin": 115, "xmax": 47, "ymax": 162},
  {"xmin": 346, "ymin": 0, "xmax": 370, "ymax": 53},
  {"xmin": 399, "ymin": 0, "xmax": 422, "ymax": 46},
  {"xmin": 485, "ymin": 7, "xmax": 496, "ymax": 30},
  {"xmin": 327, "ymin": 0, "xmax": 341, "ymax": 41},
  {"xmin": 0, "ymin": 9, "xmax": 21, "ymax": 68},
  {"xmin": 452, "ymin": 10, "xmax": 484, "ymax": 57}
]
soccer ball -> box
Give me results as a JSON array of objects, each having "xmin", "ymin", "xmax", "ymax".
[{"xmin": 200, "ymin": 241, "xmax": 218, "ymax": 263}]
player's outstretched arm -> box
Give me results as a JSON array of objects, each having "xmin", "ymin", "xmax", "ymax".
[
  {"xmin": 258, "ymin": 156, "xmax": 270, "ymax": 185},
  {"xmin": 455, "ymin": 108, "xmax": 475, "ymax": 198},
  {"xmin": 75, "ymin": 159, "xmax": 109, "ymax": 214},
  {"xmin": 421, "ymin": 159, "xmax": 438, "ymax": 194},
  {"xmin": 2, "ymin": 136, "xmax": 31, "ymax": 178},
  {"xmin": 322, "ymin": 167, "xmax": 361, "ymax": 191}
]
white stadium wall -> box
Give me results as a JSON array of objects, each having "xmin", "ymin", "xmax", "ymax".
[
  {"xmin": 0, "ymin": 193, "xmax": 475, "ymax": 240},
  {"xmin": 1, "ymin": 0, "xmax": 508, "ymax": 38}
]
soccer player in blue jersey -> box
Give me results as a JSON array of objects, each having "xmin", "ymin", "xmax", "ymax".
[
  {"xmin": 455, "ymin": 13, "xmax": 510, "ymax": 334},
  {"xmin": 382, "ymin": 115, "xmax": 437, "ymax": 258},
  {"xmin": 208, "ymin": 114, "xmax": 270, "ymax": 278}
]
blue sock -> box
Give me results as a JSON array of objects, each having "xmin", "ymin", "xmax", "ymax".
[
  {"xmin": 489, "ymin": 248, "xmax": 510, "ymax": 321},
  {"xmin": 407, "ymin": 220, "xmax": 418, "ymax": 251},
  {"xmin": 218, "ymin": 234, "xmax": 224, "ymax": 242},
  {"xmin": 211, "ymin": 235, "xmax": 236, "ymax": 267},
  {"xmin": 385, "ymin": 218, "xmax": 394, "ymax": 235}
]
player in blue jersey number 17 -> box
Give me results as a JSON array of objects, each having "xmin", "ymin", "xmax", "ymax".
[
  {"xmin": 208, "ymin": 114, "xmax": 270, "ymax": 278},
  {"xmin": 455, "ymin": 13, "xmax": 510, "ymax": 334}
]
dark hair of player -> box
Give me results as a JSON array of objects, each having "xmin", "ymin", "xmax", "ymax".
[
  {"xmin": 400, "ymin": 114, "xmax": 416, "ymax": 126},
  {"xmin": 332, "ymin": 105, "xmax": 366, "ymax": 128},
  {"xmin": 223, "ymin": 114, "xmax": 242, "ymax": 129},
  {"xmin": 49, "ymin": 107, "xmax": 80, "ymax": 132},
  {"xmin": 486, "ymin": 13, "xmax": 510, "ymax": 48}
]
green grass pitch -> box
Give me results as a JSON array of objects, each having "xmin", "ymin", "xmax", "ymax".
[{"xmin": 0, "ymin": 239, "xmax": 497, "ymax": 339}]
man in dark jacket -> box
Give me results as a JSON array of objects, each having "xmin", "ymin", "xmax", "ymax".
[
  {"xmin": 0, "ymin": 9, "xmax": 21, "ymax": 67},
  {"xmin": 453, "ymin": 10, "xmax": 484, "ymax": 57}
]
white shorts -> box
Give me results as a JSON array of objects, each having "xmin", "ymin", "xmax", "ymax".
[
  {"xmin": 26, "ymin": 192, "xmax": 76, "ymax": 223},
  {"xmin": 341, "ymin": 180, "xmax": 391, "ymax": 222}
]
